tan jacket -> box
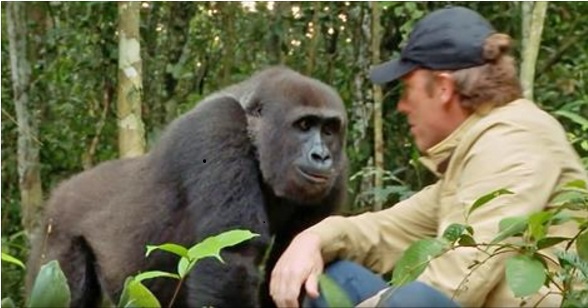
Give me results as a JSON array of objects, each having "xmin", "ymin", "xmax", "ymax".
[{"xmin": 307, "ymin": 99, "xmax": 587, "ymax": 307}]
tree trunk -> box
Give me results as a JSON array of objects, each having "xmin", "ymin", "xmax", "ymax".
[
  {"xmin": 520, "ymin": 2, "xmax": 549, "ymax": 101},
  {"xmin": 221, "ymin": 2, "xmax": 236, "ymax": 87},
  {"xmin": 371, "ymin": 2, "xmax": 384, "ymax": 211},
  {"xmin": 7, "ymin": 2, "xmax": 44, "ymax": 237},
  {"xmin": 117, "ymin": 1, "xmax": 146, "ymax": 158},
  {"xmin": 268, "ymin": 1, "xmax": 287, "ymax": 65},
  {"xmin": 305, "ymin": 2, "xmax": 321, "ymax": 75}
]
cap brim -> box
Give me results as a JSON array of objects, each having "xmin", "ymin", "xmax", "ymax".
[{"xmin": 369, "ymin": 59, "xmax": 418, "ymax": 85}]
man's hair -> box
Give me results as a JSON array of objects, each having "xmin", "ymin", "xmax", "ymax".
[{"xmin": 426, "ymin": 33, "xmax": 523, "ymax": 113}]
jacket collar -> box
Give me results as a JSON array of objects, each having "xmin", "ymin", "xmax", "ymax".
[{"xmin": 419, "ymin": 113, "xmax": 481, "ymax": 177}]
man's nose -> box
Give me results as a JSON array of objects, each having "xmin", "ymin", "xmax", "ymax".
[{"xmin": 397, "ymin": 99, "xmax": 408, "ymax": 114}]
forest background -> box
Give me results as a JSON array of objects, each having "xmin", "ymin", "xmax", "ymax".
[{"xmin": 2, "ymin": 1, "xmax": 587, "ymax": 305}]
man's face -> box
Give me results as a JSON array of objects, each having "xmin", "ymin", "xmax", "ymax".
[{"xmin": 396, "ymin": 69, "xmax": 452, "ymax": 152}]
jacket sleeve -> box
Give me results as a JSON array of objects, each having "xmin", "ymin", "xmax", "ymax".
[
  {"xmin": 417, "ymin": 122, "xmax": 561, "ymax": 307},
  {"xmin": 306, "ymin": 182, "xmax": 441, "ymax": 274}
]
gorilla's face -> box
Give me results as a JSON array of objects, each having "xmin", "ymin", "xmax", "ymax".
[{"xmin": 251, "ymin": 74, "xmax": 347, "ymax": 204}]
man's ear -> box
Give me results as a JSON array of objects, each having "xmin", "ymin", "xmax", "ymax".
[{"xmin": 436, "ymin": 72, "xmax": 456, "ymax": 105}]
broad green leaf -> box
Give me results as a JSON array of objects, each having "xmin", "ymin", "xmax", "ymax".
[
  {"xmin": 468, "ymin": 188, "xmax": 514, "ymax": 216},
  {"xmin": 1, "ymin": 297, "xmax": 16, "ymax": 308},
  {"xmin": 577, "ymin": 230, "xmax": 588, "ymax": 261},
  {"xmin": 505, "ymin": 255, "xmax": 546, "ymax": 297},
  {"xmin": 28, "ymin": 260, "xmax": 71, "ymax": 308},
  {"xmin": 146, "ymin": 243, "xmax": 188, "ymax": 258},
  {"xmin": 527, "ymin": 212, "xmax": 552, "ymax": 241},
  {"xmin": 318, "ymin": 274, "xmax": 353, "ymax": 307},
  {"xmin": 491, "ymin": 216, "xmax": 528, "ymax": 244},
  {"xmin": 1, "ymin": 252, "xmax": 25, "ymax": 269},
  {"xmin": 442, "ymin": 223, "xmax": 468, "ymax": 242},
  {"xmin": 135, "ymin": 271, "xmax": 179, "ymax": 283},
  {"xmin": 118, "ymin": 277, "xmax": 161, "ymax": 308},
  {"xmin": 458, "ymin": 234, "xmax": 477, "ymax": 247},
  {"xmin": 536, "ymin": 237, "xmax": 570, "ymax": 250},
  {"xmin": 187, "ymin": 229, "xmax": 259, "ymax": 263},
  {"xmin": 392, "ymin": 238, "xmax": 448, "ymax": 286}
]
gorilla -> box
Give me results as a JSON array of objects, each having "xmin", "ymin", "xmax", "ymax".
[{"xmin": 26, "ymin": 66, "xmax": 348, "ymax": 307}]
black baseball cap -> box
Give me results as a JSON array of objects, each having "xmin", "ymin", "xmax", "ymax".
[{"xmin": 369, "ymin": 6, "xmax": 495, "ymax": 85}]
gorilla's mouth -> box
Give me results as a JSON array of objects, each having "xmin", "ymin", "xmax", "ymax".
[{"xmin": 297, "ymin": 167, "xmax": 330, "ymax": 184}]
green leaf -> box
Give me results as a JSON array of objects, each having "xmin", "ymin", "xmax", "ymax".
[
  {"xmin": 442, "ymin": 223, "xmax": 468, "ymax": 242},
  {"xmin": 554, "ymin": 110, "xmax": 588, "ymax": 129},
  {"xmin": 491, "ymin": 216, "xmax": 528, "ymax": 244},
  {"xmin": 1, "ymin": 252, "xmax": 25, "ymax": 269},
  {"xmin": 28, "ymin": 260, "xmax": 71, "ymax": 308},
  {"xmin": 187, "ymin": 229, "xmax": 259, "ymax": 263},
  {"xmin": 536, "ymin": 237, "xmax": 570, "ymax": 250},
  {"xmin": 563, "ymin": 179, "xmax": 588, "ymax": 190},
  {"xmin": 135, "ymin": 271, "xmax": 180, "ymax": 283},
  {"xmin": 458, "ymin": 234, "xmax": 477, "ymax": 246},
  {"xmin": 318, "ymin": 274, "xmax": 353, "ymax": 307},
  {"xmin": 505, "ymin": 255, "xmax": 546, "ymax": 297},
  {"xmin": 468, "ymin": 188, "xmax": 514, "ymax": 216},
  {"xmin": 177, "ymin": 257, "xmax": 191, "ymax": 278},
  {"xmin": 118, "ymin": 277, "xmax": 161, "ymax": 308},
  {"xmin": 577, "ymin": 230, "xmax": 588, "ymax": 261},
  {"xmin": 550, "ymin": 211, "xmax": 573, "ymax": 225},
  {"xmin": 392, "ymin": 238, "xmax": 448, "ymax": 286},
  {"xmin": 551, "ymin": 190, "xmax": 588, "ymax": 210},
  {"xmin": 146, "ymin": 243, "xmax": 188, "ymax": 258},
  {"xmin": 1, "ymin": 298, "xmax": 16, "ymax": 308},
  {"xmin": 527, "ymin": 211, "xmax": 552, "ymax": 241}
]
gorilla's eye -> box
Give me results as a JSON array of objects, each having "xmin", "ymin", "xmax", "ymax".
[
  {"xmin": 295, "ymin": 119, "xmax": 311, "ymax": 132},
  {"xmin": 323, "ymin": 120, "xmax": 340, "ymax": 136}
]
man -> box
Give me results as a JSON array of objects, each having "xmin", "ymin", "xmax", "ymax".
[{"xmin": 269, "ymin": 6, "xmax": 587, "ymax": 308}]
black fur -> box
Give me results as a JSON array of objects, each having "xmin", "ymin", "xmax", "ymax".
[{"xmin": 26, "ymin": 67, "xmax": 348, "ymax": 307}]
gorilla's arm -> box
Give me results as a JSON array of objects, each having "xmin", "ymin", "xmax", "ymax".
[{"xmin": 148, "ymin": 97, "xmax": 271, "ymax": 307}]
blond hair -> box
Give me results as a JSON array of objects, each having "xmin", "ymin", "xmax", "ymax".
[{"xmin": 426, "ymin": 33, "xmax": 523, "ymax": 113}]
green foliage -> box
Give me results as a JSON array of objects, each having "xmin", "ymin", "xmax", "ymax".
[
  {"xmin": 318, "ymin": 274, "xmax": 354, "ymax": 307},
  {"xmin": 17, "ymin": 229, "xmax": 259, "ymax": 308},
  {"xmin": 393, "ymin": 181, "xmax": 588, "ymax": 304},
  {"xmin": 27, "ymin": 260, "xmax": 71, "ymax": 308},
  {"xmin": 391, "ymin": 238, "xmax": 448, "ymax": 286},
  {"xmin": 1, "ymin": 298, "xmax": 16, "ymax": 308},
  {"xmin": 118, "ymin": 277, "xmax": 161, "ymax": 308},
  {"xmin": 147, "ymin": 229, "xmax": 259, "ymax": 279},
  {"xmin": 1, "ymin": 1, "xmax": 587, "ymax": 304},
  {"xmin": 468, "ymin": 188, "xmax": 514, "ymax": 216},
  {"xmin": 1, "ymin": 252, "xmax": 25, "ymax": 269},
  {"xmin": 505, "ymin": 255, "xmax": 546, "ymax": 297},
  {"xmin": 121, "ymin": 229, "xmax": 259, "ymax": 307}
]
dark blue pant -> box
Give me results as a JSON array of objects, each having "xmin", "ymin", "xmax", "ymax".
[{"xmin": 304, "ymin": 260, "xmax": 460, "ymax": 307}]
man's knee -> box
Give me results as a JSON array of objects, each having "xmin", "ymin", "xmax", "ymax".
[{"xmin": 378, "ymin": 281, "xmax": 460, "ymax": 307}]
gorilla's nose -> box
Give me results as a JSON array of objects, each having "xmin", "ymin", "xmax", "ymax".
[{"xmin": 309, "ymin": 146, "xmax": 332, "ymax": 169}]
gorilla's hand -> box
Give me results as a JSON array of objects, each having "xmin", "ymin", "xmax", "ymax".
[{"xmin": 270, "ymin": 232, "xmax": 324, "ymax": 308}]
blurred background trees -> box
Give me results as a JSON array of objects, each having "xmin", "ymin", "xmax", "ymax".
[{"xmin": 2, "ymin": 1, "xmax": 587, "ymax": 304}]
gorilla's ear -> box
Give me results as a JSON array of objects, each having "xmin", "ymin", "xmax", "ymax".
[{"xmin": 241, "ymin": 91, "xmax": 263, "ymax": 117}]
